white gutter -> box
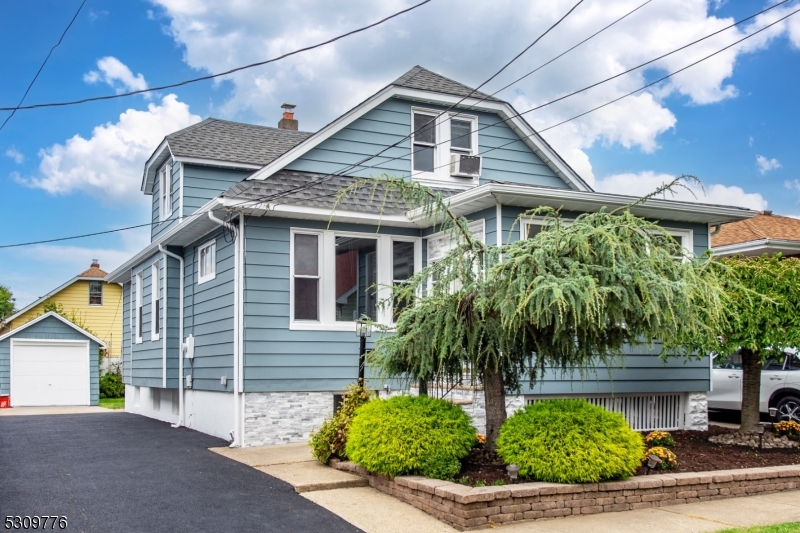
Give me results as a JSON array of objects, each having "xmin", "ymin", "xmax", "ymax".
[
  {"xmin": 207, "ymin": 211, "xmax": 243, "ymax": 447},
  {"xmin": 159, "ymin": 244, "xmax": 185, "ymax": 429},
  {"xmin": 712, "ymin": 238, "xmax": 800, "ymax": 257}
]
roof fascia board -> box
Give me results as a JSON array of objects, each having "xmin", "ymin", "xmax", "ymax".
[
  {"xmin": 0, "ymin": 311, "xmax": 107, "ymax": 346},
  {"xmin": 142, "ymin": 139, "xmax": 173, "ymax": 194},
  {"xmin": 712, "ymin": 239, "xmax": 800, "ymax": 256},
  {"xmin": 407, "ymin": 183, "xmax": 757, "ymax": 224},
  {"xmin": 174, "ymin": 156, "xmax": 262, "ymax": 170},
  {"xmin": 245, "ymin": 85, "xmax": 590, "ymax": 192},
  {"xmin": 105, "ymin": 197, "xmax": 223, "ymax": 283}
]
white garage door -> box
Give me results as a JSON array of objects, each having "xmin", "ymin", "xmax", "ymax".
[{"xmin": 11, "ymin": 340, "xmax": 90, "ymax": 406}]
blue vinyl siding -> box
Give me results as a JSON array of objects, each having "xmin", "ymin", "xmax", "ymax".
[
  {"xmin": 242, "ymin": 216, "xmax": 419, "ymax": 392},
  {"xmin": 130, "ymin": 254, "xmax": 164, "ymax": 388},
  {"xmin": 183, "ymin": 230, "xmax": 235, "ymax": 392},
  {"xmin": 0, "ymin": 316, "xmax": 101, "ymax": 404},
  {"xmin": 165, "ymin": 252, "xmax": 181, "ymax": 388},
  {"xmin": 182, "ymin": 164, "xmax": 252, "ymax": 216},
  {"xmin": 285, "ymin": 97, "xmax": 568, "ymax": 189},
  {"xmin": 122, "ymin": 281, "xmax": 131, "ymax": 383},
  {"xmin": 151, "ymin": 159, "xmax": 181, "ymax": 241}
]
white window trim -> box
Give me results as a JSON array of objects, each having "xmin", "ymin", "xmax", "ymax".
[
  {"xmin": 159, "ymin": 162, "xmax": 173, "ymax": 221},
  {"xmin": 520, "ymin": 219, "xmax": 693, "ymax": 259},
  {"xmin": 426, "ymin": 219, "xmax": 486, "ymax": 264},
  {"xmin": 289, "ymin": 228, "xmax": 422, "ymax": 331},
  {"xmin": 197, "ymin": 239, "xmax": 217, "ymax": 285},
  {"xmin": 88, "ymin": 280, "xmax": 103, "ymax": 307},
  {"xmin": 150, "ymin": 262, "xmax": 161, "ymax": 341},
  {"xmin": 411, "ymin": 107, "xmax": 480, "ymax": 187},
  {"xmin": 134, "ymin": 271, "xmax": 143, "ymax": 344}
]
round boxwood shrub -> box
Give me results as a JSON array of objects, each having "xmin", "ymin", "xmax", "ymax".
[
  {"xmin": 345, "ymin": 395, "xmax": 476, "ymax": 480},
  {"xmin": 496, "ymin": 399, "xmax": 644, "ymax": 483}
]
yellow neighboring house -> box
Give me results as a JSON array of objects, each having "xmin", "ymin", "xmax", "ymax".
[{"xmin": 1, "ymin": 260, "xmax": 122, "ymax": 358}]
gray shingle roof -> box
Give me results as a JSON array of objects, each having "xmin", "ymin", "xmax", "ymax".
[
  {"xmin": 223, "ymin": 170, "xmax": 457, "ymax": 215},
  {"xmin": 166, "ymin": 118, "xmax": 313, "ymax": 166},
  {"xmin": 391, "ymin": 66, "xmax": 501, "ymax": 102}
]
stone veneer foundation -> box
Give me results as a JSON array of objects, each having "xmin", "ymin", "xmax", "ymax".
[{"xmin": 330, "ymin": 460, "xmax": 800, "ymax": 531}]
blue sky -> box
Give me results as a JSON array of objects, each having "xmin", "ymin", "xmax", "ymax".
[{"xmin": 1, "ymin": 0, "xmax": 799, "ymax": 307}]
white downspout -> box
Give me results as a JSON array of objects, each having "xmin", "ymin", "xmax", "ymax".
[
  {"xmin": 159, "ymin": 244, "xmax": 185, "ymax": 428},
  {"xmin": 207, "ymin": 211, "xmax": 242, "ymax": 447}
]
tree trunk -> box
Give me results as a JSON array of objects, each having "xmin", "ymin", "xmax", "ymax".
[
  {"xmin": 739, "ymin": 348, "xmax": 763, "ymax": 434},
  {"xmin": 483, "ymin": 364, "xmax": 507, "ymax": 452},
  {"xmin": 418, "ymin": 378, "xmax": 428, "ymax": 397}
]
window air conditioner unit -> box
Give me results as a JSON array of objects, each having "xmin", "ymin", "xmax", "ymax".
[{"xmin": 449, "ymin": 154, "xmax": 482, "ymax": 178}]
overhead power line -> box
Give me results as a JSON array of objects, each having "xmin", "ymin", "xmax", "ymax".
[
  {"xmin": 0, "ymin": 0, "xmax": 432, "ymax": 113},
  {"xmin": 2, "ymin": 2, "xmax": 797, "ymax": 249},
  {"xmin": 0, "ymin": 0, "xmax": 86, "ymax": 130}
]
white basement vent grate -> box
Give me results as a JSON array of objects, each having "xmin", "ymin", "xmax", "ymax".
[{"xmin": 525, "ymin": 393, "xmax": 683, "ymax": 431}]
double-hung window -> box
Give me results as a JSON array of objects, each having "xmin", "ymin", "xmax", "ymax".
[
  {"xmin": 198, "ymin": 239, "xmax": 216, "ymax": 284},
  {"xmin": 134, "ymin": 271, "xmax": 143, "ymax": 344},
  {"xmin": 159, "ymin": 162, "xmax": 172, "ymax": 221},
  {"xmin": 89, "ymin": 281, "xmax": 103, "ymax": 306},
  {"xmin": 411, "ymin": 108, "xmax": 479, "ymax": 182},
  {"xmin": 291, "ymin": 230, "xmax": 420, "ymax": 329},
  {"xmin": 293, "ymin": 233, "xmax": 321, "ymax": 321},
  {"xmin": 151, "ymin": 262, "xmax": 161, "ymax": 341},
  {"xmin": 412, "ymin": 112, "xmax": 437, "ymax": 173}
]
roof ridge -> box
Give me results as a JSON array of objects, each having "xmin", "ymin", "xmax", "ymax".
[{"xmin": 390, "ymin": 65, "xmax": 500, "ymax": 102}]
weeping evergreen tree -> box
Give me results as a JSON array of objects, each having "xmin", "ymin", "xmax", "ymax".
[{"xmin": 334, "ymin": 176, "xmax": 730, "ymax": 451}]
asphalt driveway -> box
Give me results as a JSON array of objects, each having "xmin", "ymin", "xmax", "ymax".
[{"xmin": 0, "ymin": 412, "xmax": 361, "ymax": 533}]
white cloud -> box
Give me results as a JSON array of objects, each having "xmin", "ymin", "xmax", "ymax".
[
  {"xmin": 16, "ymin": 94, "xmax": 201, "ymax": 204},
  {"xmin": 149, "ymin": 0, "xmax": 798, "ymax": 186},
  {"xmin": 5, "ymin": 147, "xmax": 24, "ymax": 164},
  {"xmin": 785, "ymin": 179, "xmax": 800, "ymax": 194},
  {"xmin": 748, "ymin": 136, "xmax": 754, "ymax": 147},
  {"xmin": 756, "ymin": 154, "xmax": 781, "ymax": 174},
  {"xmin": 594, "ymin": 171, "xmax": 768, "ymax": 211},
  {"xmin": 84, "ymin": 56, "xmax": 149, "ymax": 95}
]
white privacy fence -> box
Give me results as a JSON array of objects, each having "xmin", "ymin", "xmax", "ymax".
[{"xmin": 526, "ymin": 393, "xmax": 684, "ymax": 431}]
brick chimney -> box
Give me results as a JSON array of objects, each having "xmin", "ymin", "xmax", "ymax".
[
  {"xmin": 91, "ymin": 258, "xmax": 100, "ymax": 268},
  {"xmin": 278, "ymin": 103, "xmax": 298, "ymax": 130}
]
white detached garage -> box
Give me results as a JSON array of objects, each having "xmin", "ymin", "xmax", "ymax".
[{"xmin": 0, "ymin": 312, "xmax": 104, "ymax": 407}]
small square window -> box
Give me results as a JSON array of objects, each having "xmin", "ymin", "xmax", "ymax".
[
  {"xmin": 198, "ymin": 240, "xmax": 216, "ymax": 284},
  {"xmin": 89, "ymin": 281, "xmax": 103, "ymax": 306}
]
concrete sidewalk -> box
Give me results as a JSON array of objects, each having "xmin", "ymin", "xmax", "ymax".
[{"xmin": 215, "ymin": 442, "xmax": 800, "ymax": 533}]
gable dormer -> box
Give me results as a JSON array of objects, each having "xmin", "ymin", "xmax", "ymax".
[{"xmin": 142, "ymin": 118, "xmax": 313, "ymax": 242}]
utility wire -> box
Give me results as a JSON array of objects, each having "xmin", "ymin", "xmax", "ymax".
[
  {"xmin": 0, "ymin": 0, "xmax": 86, "ymax": 130},
  {"xmin": 2, "ymin": 2, "xmax": 796, "ymax": 249},
  {"xmin": 0, "ymin": 0, "xmax": 432, "ymax": 112}
]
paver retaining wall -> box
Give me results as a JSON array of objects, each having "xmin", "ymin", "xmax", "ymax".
[{"xmin": 330, "ymin": 460, "xmax": 800, "ymax": 530}]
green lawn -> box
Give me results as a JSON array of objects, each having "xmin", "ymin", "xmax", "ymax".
[
  {"xmin": 99, "ymin": 397, "xmax": 125, "ymax": 410},
  {"xmin": 718, "ymin": 523, "xmax": 800, "ymax": 533}
]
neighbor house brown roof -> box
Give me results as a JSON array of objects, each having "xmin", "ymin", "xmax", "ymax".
[
  {"xmin": 712, "ymin": 213, "xmax": 800, "ymax": 248},
  {"xmin": 78, "ymin": 261, "xmax": 107, "ymax": 278}
]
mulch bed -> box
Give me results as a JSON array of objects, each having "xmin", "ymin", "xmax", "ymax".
[{"xmin": 455, "ymin": 425, "xmax": 800, "ymax": 487}]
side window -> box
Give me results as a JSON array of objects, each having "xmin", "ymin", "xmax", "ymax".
[
  {"xmin": 134, "ymin": 272, "xmax": 143, "ymax": 344},
  {"xmin": 450, "ymin": 118, "xmax": 474, "ymax": 157},
  {"xmin": 160, "ymin": 162, "xmax": 172, "ymax": 221},
  {"xmin": 713, "ymin": 349, "xmax": 743, "ymax": 369},
  {"xmin": 786, "ymin": 354, "xmax": 800, "ymax": 371},
  {"xmin": 198, "ymin": 240, "xmax": 216, "ymax": 284},
  {"xmin": 293, "ymin": 233, "xmax": 320, "ymax": 321},
  {"xmin": 334, "ymin": 237, "xmax": 378, "ymax": 322},
  {"xmin": 151, "ymin": 262, "xmax": 161, "ymax": 341},
  {"xmin": 89, "ymin": 281, "xmax": 103, "ymax": 306},
  {"xmin": 764, "ymin": 358, "xmax": 786, "ymax": 371},
  {"xmin": 392, "ymin": 241, "xmax": 415, "ymax": 321}
]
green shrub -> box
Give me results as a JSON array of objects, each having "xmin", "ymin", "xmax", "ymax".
[
  {"xmin": 645, "ymin": 430, "xmax": 675, "ymax": 447},
  {"xmin": 345, "ymin": 395, "xmax": 476, "ymax": 479},
  {"xmin": 99, "ymin": 372, "xmax": 124, "ymax": 399},
  {"xmin": 496, "ymin": 399, "xmax": 644, "ymax": 483},
  {"xmin": 309, "ymin": 383, "xmax": 372, "ymax": 464}
]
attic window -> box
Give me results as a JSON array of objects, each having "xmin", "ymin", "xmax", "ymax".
[
  {"xmin": 411, "ymin": 108, "xmax": 479, "ymax": 183},
  {"xmin": 89, "ymin": 281, "xmax": 103, "ymax": 306},
  {"xmin": 159, "ymin": 162, "xmax": 173, "ymax": 221}
]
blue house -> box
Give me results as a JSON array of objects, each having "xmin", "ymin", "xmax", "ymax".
[{"xmin": 107, "ymin": 66, "xmax": 755, "ymax": 445}]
